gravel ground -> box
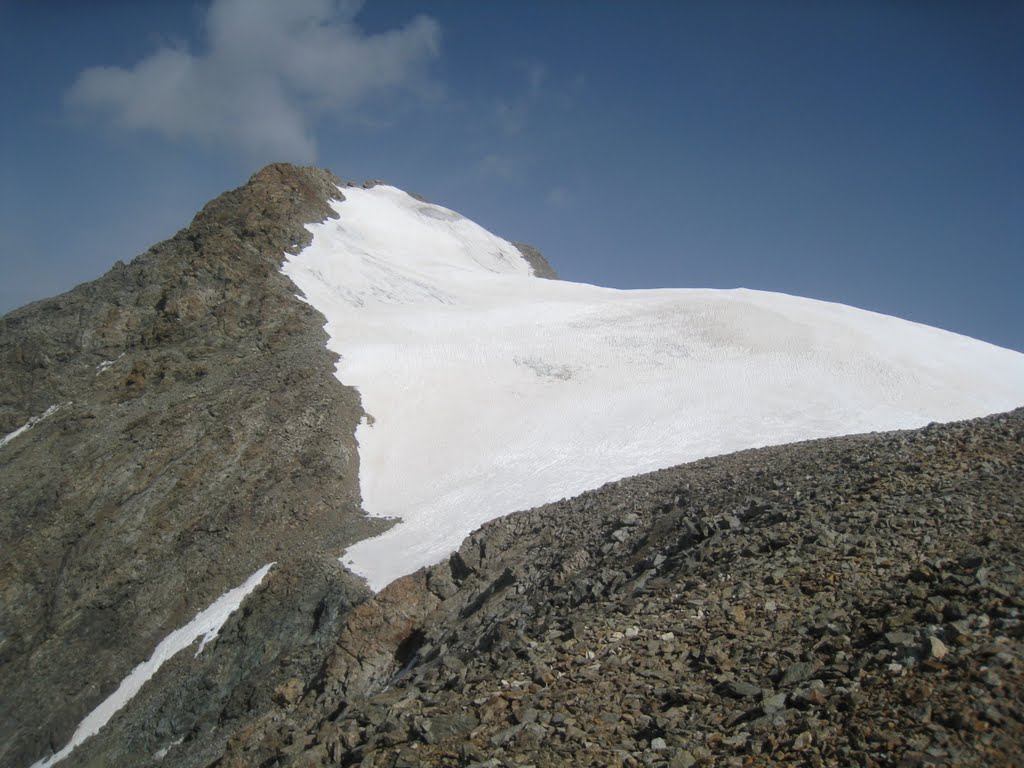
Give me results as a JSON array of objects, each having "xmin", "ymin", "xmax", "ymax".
[{"xmin": 217, "ymin": 409, "xmax": 1024, "ymax": 768}]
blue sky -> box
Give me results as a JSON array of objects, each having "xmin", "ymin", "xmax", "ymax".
[{"xmin": 2, "ymin": 1, "xmax": 1022, "ymax": 351}]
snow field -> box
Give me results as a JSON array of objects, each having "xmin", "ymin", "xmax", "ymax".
[{"xmin": 283, "ymin": 185, "xmax": 1024, "ymax": 591}]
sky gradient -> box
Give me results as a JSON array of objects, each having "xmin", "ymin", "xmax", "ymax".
[{"xmin": 2, "ymin": 1, "xmax": 1022, "ymax": 351}]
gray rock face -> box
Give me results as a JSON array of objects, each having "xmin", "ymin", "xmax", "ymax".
[
  {"xmin": 513, "ymin": 242, "xmax": 559, "ymax": 280},
  {"xmin": 0, "ymin": 164, "xmax": 389, "ymax": 768}
]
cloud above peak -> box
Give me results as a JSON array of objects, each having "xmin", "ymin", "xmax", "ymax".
[{"xmin": 66, "ymin": 0, "xmax": 441, "ymax": 162}]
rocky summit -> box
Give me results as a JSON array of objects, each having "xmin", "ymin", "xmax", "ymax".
[
  {"xmin": 1, "ymin": 165, "xmax": 382, "ymax": 768},
  {"xmin": 1, "ymin": 165, "xmax": 1022, "ymax": 768}
]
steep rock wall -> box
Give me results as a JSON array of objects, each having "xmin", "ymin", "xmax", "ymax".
[{"xmin": 0, "ymin": 164, "xmax": 387, "ymax": 767}]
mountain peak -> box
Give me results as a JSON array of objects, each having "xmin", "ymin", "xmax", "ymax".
[
  {"xmin": 0, "ymin": 163, "xmax": 385, "ymax": 768},
  {"xmin": 3, "ymin": 165, "xmax": 1023, "ymax": 768}
]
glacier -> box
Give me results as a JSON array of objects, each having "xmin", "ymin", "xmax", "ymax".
[{"xmin": 282, "ymin": 185, "xmax": 1024, "ymax": 591}]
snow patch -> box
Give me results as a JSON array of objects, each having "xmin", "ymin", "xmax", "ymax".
[
  {"xmin": 30, "ymin": 563, "xmax": 275, "ymax": 768},
  {"xmin": 153, "ymin": 737, "xmax": 183, "ymax": 761},
  {"xmin": 1, "ymin": 403, "xmax": 68, "ymax": 450},
  {"xmin": 282, "ymin": 184, "xmax": 1024, "ymax": 591},
  {"xmin": 95, "ymin": 353, "xmax": 125, "ymax": 374}
]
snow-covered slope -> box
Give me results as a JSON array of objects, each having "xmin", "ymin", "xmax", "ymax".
[{"xmin": 283, "ymin": 185, "xmax": 1024, "ymax": 590}]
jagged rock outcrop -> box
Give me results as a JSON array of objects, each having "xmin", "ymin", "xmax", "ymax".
[
  {"xmin": 512, "ymin": 242, "xmax": 559, "ymax": 280},
  {"xmin": 216, "ymin": 410, "xmax": 1024, "ymax": 768},
  {"xmin": 0, "ymin": 164, "xmax": 389, "ymax": 768}
]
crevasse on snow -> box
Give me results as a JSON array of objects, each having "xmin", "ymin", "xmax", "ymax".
[{"xmin": 282, "ymin": 185, "xmax": 1024, "ymax": 591}]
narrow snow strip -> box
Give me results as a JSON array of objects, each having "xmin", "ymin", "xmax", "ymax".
[
  {"xmin": 0, "ymin": 403, "xmax": 66, "ymax": 450},
  {"xmin": 31, "ymin": 563, "xmax": 275, "ymax": 768},
  {"xmin": 95, "ymin": 353, "xmax": 125, "ymax": 374},
  {"xmin": 153, "ymin": 736, "xmax": 183, "ymax": 761}
]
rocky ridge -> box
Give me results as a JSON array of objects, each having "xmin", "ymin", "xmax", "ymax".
[
  {"xmin": 0, "ymin": 163, "xmax": 560, "ymax": 768},
  {"xmin": 1, "ymin": 165, "xmax": 372, "ymax": 768},
  {"xmin": 215, "ymin": 410, "xmax": 1024, "ymax": 768}
]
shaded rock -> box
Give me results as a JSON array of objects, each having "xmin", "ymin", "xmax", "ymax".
[
  {"xmin": 512, "ymin": 242, "xmax": 559, "ymax": 280},
  {"xmin": 718, "ymin": 680, "xmax": 762, "ymax": 700},
  {"xmin": 779, "ymin": 661, "xmax": 821, "ymax": 688}
]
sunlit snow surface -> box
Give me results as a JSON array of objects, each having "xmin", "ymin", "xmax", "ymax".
[
  {"xmin": 32, "ymin": 564, "xmax": 275, "ymax": 768},
  {"xmin": 283, "ymin": 185, "xmax": 1024, "ymax": 590}
]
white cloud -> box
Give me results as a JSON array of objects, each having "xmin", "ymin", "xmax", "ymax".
[
  {"xmin": 545, "ymin": 186, "xmax": 571, "ymax": 208},
  {"xmin": 493, "ymin": 60, "xmax": 546, "ymax": 136},
  {"xmin": 66, "ymin": 0, "xmax": 441, "ymax": 162},
  {"xmin": 477, "ymin": 153, "xmax": 528, "ymax": 182}
]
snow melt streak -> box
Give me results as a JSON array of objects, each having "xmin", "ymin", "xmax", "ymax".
[
  {"xmin": 31, "ymin": 564, "xmax": 275, "ymax": 768},
  {"xmin": 1, "ymin": 404, "xmax": 65, "ymax": 450},
  {"xmin": 283, "ymin": 185, "xmax": 1024, "ymax": 591}
]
